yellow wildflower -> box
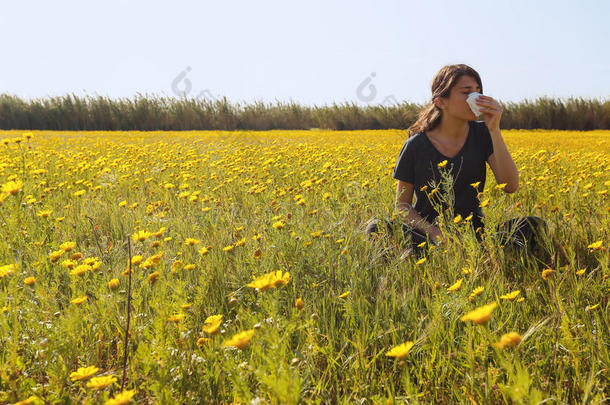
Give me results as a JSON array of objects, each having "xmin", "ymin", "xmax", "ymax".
[
  {"xmin": 60, "ymin": 241, "xmax": 76, "ymax": 252},
  {"xmin": 104, "ymin": 389, "xmax": 136, "ymax": 405},
  {"xmin": 500, "ymin": 290, "xmax": 521, "ymax": 301},
  {"xmin": 69, "ymin": 365, "xmax": 99, "ymax": 381},
  {"xmin": 385, "ymin": 341, "xmax": 414, "ymax": 360},
  {"xmin": 108, "ymin": 278, "xmax": 120, "ymax": 290},
  {"xmin": 147, "ymin": 271, "xmax": 161, "ymax": 284},
  {"xmin": 71, "ymin": 296, "xmax": 88, "ymax": 305},
  {"xmin": 13, "ymin": 395, "xmax": 39, "ymax": 405},
  {"xmin": 168, "ymin": 313, "xmax": 185, "ymax": 323},
  {"xmin": 338, "ymin": 291, "xmax": 350, "ymax": 299},
  {"xmin": 447, "ymin": 278, "xmax": 463, "ymax": 293},
  {"xmin": 587, "ymin": 240, "xmax": 603, "ymax": 251},
  {"xmin": 1, "ymin": 180, "xmax": 23, "ymax": 195},
  {"xmin": 70, "ymin": 264, "xmax": 91, "ymax": 277},
  {"xmin": 460, "ymin": 302, "xmax": 498, "ymax": 325},
  {"xmin": 222, "ymin": 329, "xmax": 255, "ymax": 349},
  {"xmin": 295, "ymin": 297, "xmax": 304, "ymax": 310},
  {"xmin": 24, "ymin": 276, "xmax": 36, "ymax": 286},
  {"xmin": 86, "ymin": 375, "xmax": 117, "ymax": 390},
  {"xmin": 202, "ymin": 315, "xmax": 223, "ymax": 334},
  {"xmin": 0, "ymin": 264, "xmax": 15, "ymax": 278},
  {"xmin": 541, "ymin": 269, "xmax": 555, "ymax": 280},
  {"xmin": 132, "ymin": 230, "xmax": 152, "ymax": 242},
  {"xmin": 494, "ymin": 332, "xmax": 522, "ymax": 349},
  {"xmin": 184, "ymin": 238, "xmax": 200, "ymax": 246}
]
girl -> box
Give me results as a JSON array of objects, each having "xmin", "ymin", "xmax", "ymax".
[{"xmin": 366, "ymin": 64, "xmax": 547, "ymax": 259}]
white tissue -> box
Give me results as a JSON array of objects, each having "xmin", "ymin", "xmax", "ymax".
[{"xmin": 466, "ymin": 92, "xmax": 483, "ymax": 116}]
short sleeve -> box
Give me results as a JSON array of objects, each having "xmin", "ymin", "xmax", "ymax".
[
  {"xmin": 477, "ymin": 121, "xmax": 494, "ymax": 160},
  {"xmin": 392, "ymin": 138, "xmax": 415, "ymax": 183}
]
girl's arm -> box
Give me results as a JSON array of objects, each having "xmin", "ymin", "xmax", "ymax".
[
  {"xmin": 487, "ymin": 128, "xmax": 519, "ymax": 193},
  {"xmin": 475, "ymin": 96, "xmax": 519, "ymax": 193},
  {"xmin": 395, "ymin": 181, "xmax": 444, "ymax": 243}
]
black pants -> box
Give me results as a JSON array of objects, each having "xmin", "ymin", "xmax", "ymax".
[{"xmin": 365, "ymin": 215, "xmax": 547, "ymax": 258}]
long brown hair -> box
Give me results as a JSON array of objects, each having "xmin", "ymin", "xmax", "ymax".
[{"xmin": 407, "ymin": 64, "xmax": 483, "ymax": 137}]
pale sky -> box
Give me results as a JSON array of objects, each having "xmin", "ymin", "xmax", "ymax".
[{"xmin": 1, "ymin": 0, "xmax": 608, "ymax": 106}]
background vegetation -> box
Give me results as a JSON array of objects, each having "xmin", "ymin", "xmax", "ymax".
[{"xmin": 1, "ymin": 94, "xmax": 608, "ymax": 131}]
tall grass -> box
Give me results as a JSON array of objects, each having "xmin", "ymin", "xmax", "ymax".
[{"xmin": 0, "ymin": 93, "xmax": 608, "ymax": 131}]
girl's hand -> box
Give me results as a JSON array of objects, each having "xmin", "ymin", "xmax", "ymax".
[{"xmin": 475, "ymin": 95, "xmax": 503, "ymax": 132}]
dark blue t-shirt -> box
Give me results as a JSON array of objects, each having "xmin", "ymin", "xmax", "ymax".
[{"xmin": 392, "ymin": 120, "xmax": 494, "ymax": 234}]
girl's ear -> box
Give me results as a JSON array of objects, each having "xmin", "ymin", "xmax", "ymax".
[{"xmin": 433, "ymin": 97, "xmax": 445, "ymax": 110}]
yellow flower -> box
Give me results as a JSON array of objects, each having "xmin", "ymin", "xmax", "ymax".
[
  {"xmin": 437, "ymin": 160, "xmax": 448, "ymax": 168},
  {"xmin": 447, "ymin": 278, "xmax": 463, "ymax": 293},
  {"xmin": 587, "ymin": 240, "xmax": 603, "ymax": 251},
  {"xmin": 184, "ymin": 238, "xmax": 200, "ymax": 246},
  {"xmin": 470, "ymin": 181, "xmax": 481, "ymax": 188},
  {"xmin": 37, "ymin": 209, "xmax": 52, "ymax": 218},
  {"xmin": 0, "ymin": 264, "xmax": 15, "ymax": 278},
  {"xmin": 202, "ymin": 315, "xmax": 223, "ymax": 334},
  {"xmin": 130, "ymin": 255, "xmax": 143, "ymax": 265},
  {"xmin": 495, "ymin": 183, "xmax": 507, "ymax": 190},
  {"xmin": 272, "ymin": 220, "xmax": 286, "ymax": 229},
  {"xmin": 69, "ymin": 365, "xmax": 99, "ymax": 381},
  {"xmin": 585, "ymin": 303, "xmax": 600, "ymax": 312},
  {"xmin": 453, "ymin": 214, "xmax": 462, "ymax": 224},
  {"xmin": 70, "ymin": 264, "xmax": 91, "ymax": 277},
  {"xmin": 104, "ymin": 389, "xmax": 136, "ymax": 405},
  {"xmin": 493, "ymin": 332, "xmax": 522, "ymax": 349},
  {"xmin": 132, "ymin": 230, "xmax": 152, "ymax": 242},
  {"xmin": 153, "ymin": 227, "xmax": 167, "ymax": 238},
  {"xmin": 247, "ymin": 270, "xmax": 290, "ymax": 291},
  {"xmin": 310, "ymin": 230, "xmax": 322, "ymax": 238},
  {"xmin": 24, "ymin": 276, "xmax": 36, "ymax": 286},
  {"xmin": 49, "ymin": 250, "xmax": 64, "ymax": 263},
  {"xmin": 295, "ymin": 297, "xmax": 304, "ymax": 310},
  {"xmin": 118, "ymin": 200, "xmax": 127, "ymax": 207},
  {"xmin": 1, "ymin": 180, "xmax": 23, "ymax": 195},
  {"xmin": 71, "ymin": 296, "xmax": 88, "ymax": 305},
  {"xmin": 338, "ymin": 291, "xmax": 350, "ymax": 299},
  {"xmin": 108, "ymin": 278, "xmax": 120, "ymax": 290},
  {"xmin": 460, "ymin": 302, "xmax": 498, "ymax": 325},
  {"xmin": 222, "ymin": 329, "xmax": 255, "ymax": 349},
  {"xmin": 385, "ymin": 341, "xmax": 414, "ymax": 360},
  {"xmin": 575, "ymin": 268, "xmax": 586, "ymax": 276},
  {"xmin": 541, "ymin": 269, "xmax": 555, "ymax": 280},
  {"xmin": 60, "ymin": 241, "xmax": 76, "ymax": 252},
  {"xmin": 147, "ymin": 271, "xmax": 161, "ymax": 284},
  {"xmin": 13, "ymin": 395, "xmax": 39, "ymax": 405},
  {"xmin": 468, "ymin": 286, "xmax": 484, "ymax": 302},
  {"xmin": 223, "ymin": 244, "xmax": 235, "ymax": 252},
  {"xmin": 479, "ymin": 199, "xmax": 490, "ymax": 208},
  {"xmin": 86, "ymin": 375, "xmax": 117, "ymax": 390},
  {"xmin": 500, "ymin": 290, "xmax": 521, "ymax": 301},
  {"xmin": 197, "ymin": 337, "xmax": 210, "ymax": 346},
  {"xmin": 168, "ymin": 313, "xmax": 185, "ymax": 323},
  {"xmin": 415, "ymin": 257, "xmax": 426, "ymax": 265}
]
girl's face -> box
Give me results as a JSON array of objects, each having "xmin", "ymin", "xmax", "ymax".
[{"xmin": 437, "ymin": 75, "xmax": 482, "ymax": 120}]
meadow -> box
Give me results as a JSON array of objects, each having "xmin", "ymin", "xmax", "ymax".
[{"xmin": 0, "ymin": 128, "xmax": 608, "ymax": 404}]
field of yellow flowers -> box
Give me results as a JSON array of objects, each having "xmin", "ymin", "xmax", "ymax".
[{"xmin": 0, "ymin": 129, "xmax": 608, "ymax": 404}]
